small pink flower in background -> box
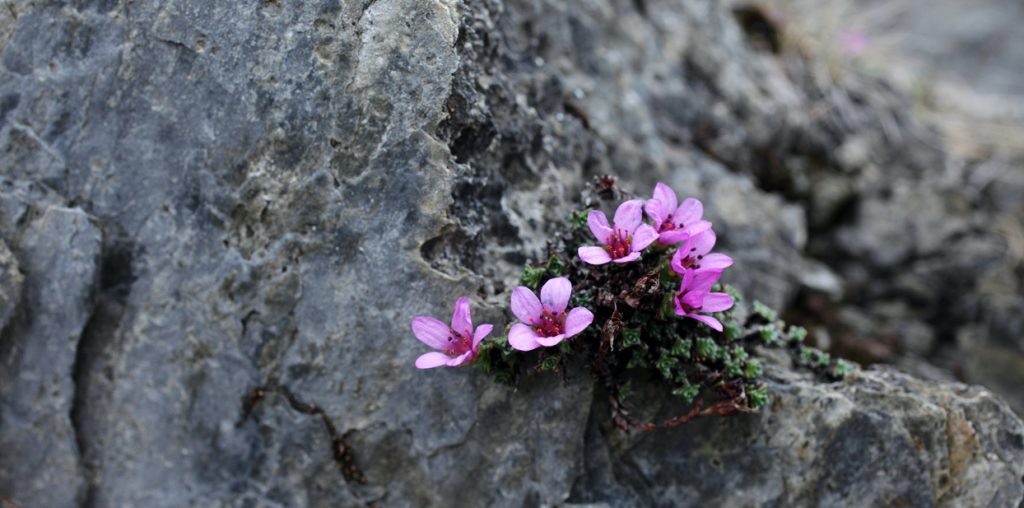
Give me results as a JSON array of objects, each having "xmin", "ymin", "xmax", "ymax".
[
  {"xmin": 838, "ymin": 30, "xmax": 868, "ymax": 55},
  {"xmin": 644, "ymin": 183, "xmax": 712, "ymax": 245},
  {"xmin": 578, "ymin": 199, "xmax": 658, "ymax": 265},
  {"xmin": 674, "ymin": 269, "xmax": 734, "ymax": 332},
  {"xmin": 411, "ymin": 297, "xmax": 493, "ymax": 369},
  {"xmin": 508, "ymin": 277, "xmax": 594, "ymax": 351},
  {"xmin": 670, "ymin": 228, "xmax": 733, "ymax": 274}
]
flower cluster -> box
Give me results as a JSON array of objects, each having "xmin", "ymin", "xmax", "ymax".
[
  {"xmin": 410, "ymin": 181, "xmax": 734, "ymax": 368},
  {"xmin": 580, "ymin": 182, "xmax": 735, "ymax": 331}
]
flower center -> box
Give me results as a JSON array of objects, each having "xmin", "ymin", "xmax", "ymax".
[
  {"xmin": 675, "ymin": 291, "xmax": 702, "ymax": 314},
  {"xmin": 676, "ymin": 247, "xmax": 705, "ymax": 270},
  {"xmin": 444, "ymin": 327, "xmax": 473, "ymax": 357},
  {"xmin": 534, "ymin": 309, "xmax": 566, "ymax": 337},
  {"xmin": 658, "ymin": 214, "xmax": 678, "ymax": 233},
  {"xmin": 604, "ymin": 228, "xmax": 633, "ymax": 259}
]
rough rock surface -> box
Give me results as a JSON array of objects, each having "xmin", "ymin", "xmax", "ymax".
[{"xmin": 0, "ymin": 0, "xmax": 1022, "ymax": 507}]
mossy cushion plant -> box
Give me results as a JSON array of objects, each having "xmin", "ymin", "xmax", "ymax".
[{"xmin": 411, "ymin": 176, "xmax": 854, "ymax": 430}]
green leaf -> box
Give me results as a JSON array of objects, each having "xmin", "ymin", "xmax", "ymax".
[
  {"xmin": 519, "ymin": 264, "xmax": 546, "ymax": 289},
  {"xmin": 759, "ymin": 324, "xmax": 778, "ymax": 345}
]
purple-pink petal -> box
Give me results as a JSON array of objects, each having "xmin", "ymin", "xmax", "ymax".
[
  {"xmin": 450, "ymin": 296, "xmax": 472, "ymax": 336},
  {"xmin": 611, "ymin": 251, "xmax": 641, "ymax": 264},
  {"xmin": 644, "ymin": 198, "xmax": 668, "ymax": 228},
  {"xmin": 687, "ymin": 313, "xmax": 724, "ymax": 332},
  {"xmin": 578, "ymin": 246, "xmax": 612, "ymax": 265},
  {"xmin": 613, "ymin": 199, "xmax": 644, "ymax": 234},
  {"xmin": 631, "ymin": 224, "xmax": 659, "ymax": 252},
  {"xmin": 688, "ymin": 228, "xmax": 717, "ymax": 257},
  {"xmin": 510, "ymin": 286, "xmax": 544, "ymax": 324},
  {"xmin": 701, "ymin": 292, "xmax": 735, "ymax": 313},
  {"xmin": 540, "ymin": 277, "xmax": 572, "ymax": 313},
  {"xmin": 689, "ymin": 269, "xmax": 723, "ymax": 292},
  {"xmin": 415, "ymin": 352, "xmax": 452, "ymax": 369},
  {"xmin": 587, "ymin": 210, "xmax": 613, "ymax": 243},
  {"xmin": 508, "ymin": 323, "xmax": 542, "ymax": 351},
  {"xmin": 698, "ymin": 253, "xmax": 733, "ymax": 270},
  {"xmin": 535, "ymin": 333, "xmax": 566, "ymax": 347},
  {"xmin": 564, "ymin": 307, "xmax": 594, "ymax": 338},
  {"xmin": 657, "ymin": 228, "xmax": 689, "ymax": 245},
  {"xmin": 684, "ymin": 219, "xmax": 713, "ymax": 236},
  {"xmin": 652, "ymin": 182, "xmax": 678, "ymax": 214},
  {"xmin": 674, "ymin": 198, "xmax": 703, "ymax": 226},
  {"xmin": 680, "ymin": 290, "xmax": 705, "ymax": 310},
  {"xmin": 411, "ymin": 316, "xmax": 450, "ymax": 349},
  {"xmin": 446, "ymin": 350, "xmax": 475, "ymax": 367},
  {"xmin": 473, "ymin": 323, "xmax": 494, "ymax": 347}
]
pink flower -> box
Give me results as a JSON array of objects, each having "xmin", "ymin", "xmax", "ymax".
[
  {"xmin": 578, "ymin": 199, "xmax": 658, "ymax": 265},
  {"xmin": 411, "ymin": 297, "xmax": 494, "ymax": 369},
  {"xmin": 644, "ymin": 183, "xmax": 712, "ymax": 245},
  {"xmin": 670, "ymin": 227, "xmax": 733, "ymax": 273},
  {"xmin": 508, "ymin": 277, "xmax": 594, "ymax": 351},
  {"xmin": 674, "ymin": 269, "xmax": 734, "ymax": 332}
]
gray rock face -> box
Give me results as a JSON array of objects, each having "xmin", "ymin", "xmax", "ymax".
[
  {"xmin": 571, "ymin": 363, "xmax": 1024, "ymax": 507},
  {"xmin": 0, "ymin": 0, "xmax": 1021, "ymax": 507},
  {"xmin": 0, "ymin": 202, "xmax": 101, "ymax": 507}
]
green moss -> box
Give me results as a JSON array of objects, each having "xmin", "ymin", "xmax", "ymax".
[
  {"xmin": 723, "ymin": 346, "xmax": 749, "ymax": 378},
  {"xmin": 539, "ymin": 356, "xmax": 560, "ymax": 371},
  {"xmin": 569, "ymin": 209, "xmax": 591, "ymax": 230},
  {"xmin": 743, "ymin": 358, "xmax": 763, "ymax": 379},
  {"xmin": 831, "ymin": 359, "xmax": 855, "ymax": 379},
  {"xmin": 752, "ymin": 300, "xmax": 777, "ymax": 322},
  {"xmin": 519, "ymin": 264, "xmax": 546, "ymax": 289},
  {"xmin": 815, "ymin": 351, "xmax": 831, "ymax": 367},
  {"xmin": 621, "ymin": 327, "xmax": 642, "ymax": 348},
  {"xmin": 671, "ymin": 338, "xmax": 692, "ymax": 359},
  {"xmin": 722, "ymin": 284, "xmax": 742, "ymax": 303},
  {"xmin": 545, "ymin": 255, "xmax": 565, "ymax": 276},
  {"xmin": 656, "ymin": 353, "xmax": 679, "ymax": 379},
  {"xmin": 759, "ymin": 324, "xmax": 778, "ymax": 345},
  {"xmin": 787, "ymin": 325, "xmax": 808, "ymax": 344},
  {"xmin": 618, "ymin": 380, "xmax": 633, "ymax": 401},
  {"xmin": 657, "ymin": 292, "xmax": 677, "ymax": 321},
  {"xmin": 626, "ymin": 349, "xmax": 649, "ymax": 369},
  {"xmin": 723, "ymin": 321, "xmax": 742, "ymax": 341},
  {"xmin": 695, "ymin": 337, "xmax": 721, "ymax": 360},
  {"xmin": 672, "ymin": 379, "xmax": 700, "ymax": 404},
  {"xmin": 748, "ymin": 384, "xmax": 769, "ymax": 409}
]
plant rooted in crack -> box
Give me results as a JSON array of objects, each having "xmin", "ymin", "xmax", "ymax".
[{"xmin": 416, "ymin": 176, "xmax": 856, "ymax": 430}]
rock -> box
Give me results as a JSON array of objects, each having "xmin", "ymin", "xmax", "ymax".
[
  {"xmin": 0, "ymin": 206, "xmax": 101, "ymax": 508},
  {"xmin": 0, "ymin": 0, "xmax": 1021, "ymax": 506},
  {"xmin": 0, "ymin": 239, "xmax": 20, "ymax": 332},
  {"xmin": 569, "ymin": 364, "xmax": 1024, "ymax": 507}
]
